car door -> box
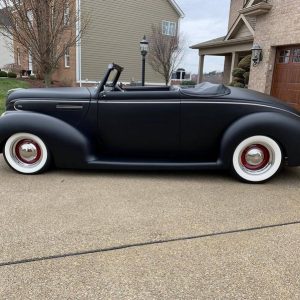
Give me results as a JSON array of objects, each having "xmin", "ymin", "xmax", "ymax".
[
  {"xmin": 98, "ymin": 90, "xmax": 180, "ymax": 159},
  {"xmin": 180, "ymin": 96, "xmax": 256, "ymax": 162},
  {"xmin": 180, "ymin": 98, "xmax": 228, "ymax": 161}
]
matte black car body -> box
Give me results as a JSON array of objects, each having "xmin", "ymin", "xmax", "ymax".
[{"xmin": 1, "ymin": 64, "xmax": 300, "ymax": 181}]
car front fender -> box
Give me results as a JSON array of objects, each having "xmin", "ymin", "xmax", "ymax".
[
  {"xmin": 220, "ymin": 112, "xmax": 300, "ymax": 167},
  {"xmin": 0, "ymin": 111, "xmax": 92, "ymax": 168}
]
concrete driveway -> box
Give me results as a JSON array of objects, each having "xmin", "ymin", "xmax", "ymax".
[{"xmin": 0, "ymin": 156, "xmax": 300, "ymax": 299}]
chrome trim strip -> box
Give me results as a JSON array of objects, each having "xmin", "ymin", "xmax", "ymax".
[
  {"xmin": 99, "ymin": 101, "xmax": 180, "ymax": 104},
  {"xmin": 56, "ymin": 105, "xmax": 83, "ymax": 110},
  {"xmin": 13, "ymin": 99, "xmax": 90, "ymax": 103}
]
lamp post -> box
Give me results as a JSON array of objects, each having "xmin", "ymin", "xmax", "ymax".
[{"xmin": 140, "ymin": 35, "xmax": 149, "ymax": 86}]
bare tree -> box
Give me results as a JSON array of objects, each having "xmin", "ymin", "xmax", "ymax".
[
  {"xmin": 147, "ymin": 25, "xmax": 184, "ymax": 86},
  {"xmin": 0, "ymin": 0, "xmax": 88, "ymax": 86}
]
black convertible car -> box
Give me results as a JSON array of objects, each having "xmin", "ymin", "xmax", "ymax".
[{"xmin": 1, "ymin": 63, "xmax": 300, "ymax": 183}]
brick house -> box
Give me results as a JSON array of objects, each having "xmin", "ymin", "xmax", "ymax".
[
  {"xmin": 15, "ymin": 0, "xmax": 184, "ymax": 85},
  {"xmin": 191, "ymin": 0, "xmax": 300, "ymax": 110}
]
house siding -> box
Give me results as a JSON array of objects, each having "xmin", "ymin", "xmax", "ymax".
[
  {"xmin": 232, "ymin": 23, "xmax": 252, "ymax": 39},
  {"xmin": 248, "ymin": 0, "xmax": 300, "ymax": 94},
  {"xmin": 0, "ymin": 33, "xmax": 14, "ymax": 68},
  {"xmin": 80, "ymin": 0, "xmax": 180, "ymax": 84}
]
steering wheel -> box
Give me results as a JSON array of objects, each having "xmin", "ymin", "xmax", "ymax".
[{"xmin": 115, "ymin": 83, "xmax": 125, "ymax": 92}]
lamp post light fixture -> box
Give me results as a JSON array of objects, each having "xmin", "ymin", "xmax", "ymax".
[
  {"xmin": 140, "ymin": 35, "xmax": 149, "ymax": 86},
  {"xmin": 251, "ymin": 44, "xmax": 263, "ymax": 66}
]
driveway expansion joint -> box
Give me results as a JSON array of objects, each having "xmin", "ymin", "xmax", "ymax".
[{"xmin": 1, "ymin": 220, "xmax": 300, "ymax": 268}]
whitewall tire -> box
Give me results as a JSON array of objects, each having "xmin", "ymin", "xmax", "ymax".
[
  {"xmin": 232, "ymin": 136, "xmax": 282, "ymax": 183},
  {"xmin": 4, "ymin": 133, "xmax": 50, "ymax": 174}
]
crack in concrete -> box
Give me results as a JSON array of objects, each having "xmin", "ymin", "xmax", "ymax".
[{"xmin": 1, "ymin": 220, "xmax": 300, "ymax": 268}]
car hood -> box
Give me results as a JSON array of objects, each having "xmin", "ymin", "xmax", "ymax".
[
  {"xmin": 226, "ymin": 87, "xmax": 300, "ymax": 115},
  {"xmin": 6, "ymin": 87, "xmax": 93, "ymax": 104}
]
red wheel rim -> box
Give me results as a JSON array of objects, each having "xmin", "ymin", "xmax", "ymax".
[
  {"xmin": 15, "ymin": 139, "xmax": 42, "ymax": 164},
  {"xmin": 241, "ymin": 144, "xmax": 270, "ymax": 171}
]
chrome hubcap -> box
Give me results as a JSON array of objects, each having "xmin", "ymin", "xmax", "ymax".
[
  {"xmin": 245, "ymin": 148, "xmax": 264, "ymax": 166},
  {"xmin": 12, "ymin": 139, "xmax": 42, "ymax": 166},
  {"xmin": 240, "ymin": 143, "xmax": 272, "ymax": 174},
  {"xmin": 18, "ymin": 142, "xmax": 38, "ymax": 162}
]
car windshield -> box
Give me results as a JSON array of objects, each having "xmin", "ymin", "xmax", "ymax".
[{"xmin": 106, "ymin": 69, "xmax": 118, "ymax": 85}]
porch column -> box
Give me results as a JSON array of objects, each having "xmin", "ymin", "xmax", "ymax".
[
  {"xmin": 230, "ymin": 52, "xmax": 239, "ymax": 82},
  {"xmin": 198, "ymin": 54, "xmax": 205, "ymax": 83}
]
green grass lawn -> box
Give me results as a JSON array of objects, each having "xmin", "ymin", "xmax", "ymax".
[{"xmin": 0, "ymin": 79, "xmax": 30, "ymax": 114}]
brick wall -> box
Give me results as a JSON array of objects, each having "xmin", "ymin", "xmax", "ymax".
[
  {"xmin": 51, "ymin": 21, "xmax": 77, "ymax": 86},
  {"xmin": 248, "ymin": 0, "xmax": 300, "ymax": 94},
  {"xmin": 228, "ymin": 0, "xmax": 244, "ymax": 29},
  {"xmin": 14, "ymin": 42, "xmax": 29, "ymax": 74},
  {"xmin": 13, "ymin": 0, "xmax": 77, "ymax": 84}
]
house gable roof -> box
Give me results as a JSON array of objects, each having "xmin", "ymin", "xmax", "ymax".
[
  {"xmin": 190, "ymin": 35, "xmax": 253, "ymax": 50},
  {"xmin": 168, "ymin": 0, "xmax": 185, "ymax": 18},
  {"xmin": 225, "ymin": 14, "xmax": 254, "ymax": 40}
]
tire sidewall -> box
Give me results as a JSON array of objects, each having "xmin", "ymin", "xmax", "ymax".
[
  {"xmin": 232, "ymin": 135, "xmax": 282, "ymax": 183},
  {"xmin": 4, "ymin": 133, "xmax": 49, "ymax": 174}
]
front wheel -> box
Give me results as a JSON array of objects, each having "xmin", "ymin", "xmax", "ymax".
[
  {"xmin": 3, "ymin": 133, "xmax": 51, "ymax": 174},
  {"xmin": 232, "ymin": 135, "xmax": 282, "ymax": 183}
]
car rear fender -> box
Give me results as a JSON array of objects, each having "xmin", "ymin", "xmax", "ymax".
[
  {"xmin": 220, "ymin": 112, "xmax": 300, "ymax": 167},
  {"xmin": 0, "ymin": 112, "xmax": 92, "ymax": 168}
]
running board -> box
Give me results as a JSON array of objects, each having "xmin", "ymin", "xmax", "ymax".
[{"xmin": 86, "ymin": 159, "xmax": 224, "ymax": 170}]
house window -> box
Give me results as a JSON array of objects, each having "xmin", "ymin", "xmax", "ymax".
[
  {"xmin": 64, "ymin": 4, "xmax": 70, "ymax": 26},
  {"xmin": 292, "ymin": 48, "xmax": 300, "ymax": 63},
  {"xmin": 278, "ymin": 49, "xmax": 290, "ymax": 64},
  {"xmin": 162, "ymin": 21, "xmax": 176, "ymax": 36},
  {"xmin": 17, "ymin": 48, "xmax": 20, "ymax": 65},
  {"xmin": 64, "ymin": 47, "xmax": 70, "ymax": 67}
]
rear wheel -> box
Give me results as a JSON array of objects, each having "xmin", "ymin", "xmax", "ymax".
[
  {"xmin": 3, "ymin": 133, "xmax": 50, "ymax": 174},
  {"xmin": 232, "ymin": 135, "xmax": 282, "ymax": 183}
]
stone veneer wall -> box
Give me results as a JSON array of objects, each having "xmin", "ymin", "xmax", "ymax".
[
  {"xmin": 228, "ymin": 0, "xmax": 244, "ymax": 30},
  {"xmin": 248, "ymin": 0, "xmax": 300, "ymax": 94}
]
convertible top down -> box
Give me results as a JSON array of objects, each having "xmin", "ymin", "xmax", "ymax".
[{"xmin": 1, "ymin": 63, "xmax": 300, "ymax": 183}]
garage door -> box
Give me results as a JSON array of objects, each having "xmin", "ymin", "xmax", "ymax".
[{"xmin": 271, "ymin": 46, "xmax": 300, "ymax": 110}]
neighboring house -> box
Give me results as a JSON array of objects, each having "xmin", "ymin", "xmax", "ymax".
[
  {"xmin": 191, "ymin": 0, "xmax": 300, "ymax": 110},
  {"xmin": 15, "ymin": 0, "xmax": 184, "ymax": 85},
  {"xmin": 0, "ymin": 9, "xmax": 14, "ymax": 70}
]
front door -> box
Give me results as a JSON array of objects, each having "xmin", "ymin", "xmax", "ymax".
[
  {"xmin": 271, "ymin": 46, "xmax": 300, "ymax": 110},
  {"xmin": 98, "ymin": 91, "xmax": 180, "ymax": 159}
]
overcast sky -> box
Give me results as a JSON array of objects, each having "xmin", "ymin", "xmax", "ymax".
[{"xmin": 175, "ymin": 0, "xmax": 231, "ymax": 74}]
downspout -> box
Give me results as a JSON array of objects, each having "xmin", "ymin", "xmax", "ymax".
[{"xmin": 76, "ymin": 0, "xmax": 82, "ymax": 87}]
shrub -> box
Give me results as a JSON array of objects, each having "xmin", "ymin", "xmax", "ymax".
[
  {"xmin": 238, "ymin": 54, "xmax": 251, "ymax": 71},
  {"xmin": 233, "ymin": 82, "xmax": 245, "ymax": 88},
  {"xmin": 232, "ymin": 68, "xmax": 245, "ymax": 78},
  {"xmin": 3, "ymin": 63, "xmax": 22, "ymax": 74},
  {"xmin": 181, "ymin": 80, "xmax": 196, "ymax": 86},
  {"xmin": 29, "ymin": 75, "xmax": 36, "ymax": 80},
  {"xmin": 232, "ymin": 77, "xmax": 244, "ymax": 83},
  {"xmin": 7, "ymin": 72, "xmax": 17, "ymax": 78},
  {"xmin": 243, "ymin": 72, "xmax": 250, "ymax": 85},
  {"xmin": 0, "ymin": 70, "xmax": 8, "ymax": 77}
]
